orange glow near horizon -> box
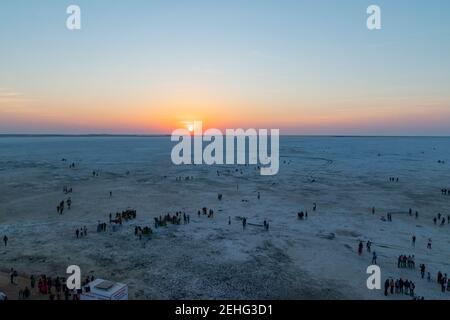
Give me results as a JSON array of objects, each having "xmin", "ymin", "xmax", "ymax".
[{"xmin": 2, "ymin": 93, "xmax": 450, "ymax": 135}]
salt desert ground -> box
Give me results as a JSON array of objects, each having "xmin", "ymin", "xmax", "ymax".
[{"xmin": 1, "ymin": 136, "xmax": 450, "ymax": 299}]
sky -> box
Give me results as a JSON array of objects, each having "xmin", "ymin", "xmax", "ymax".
[{"xmin": 0, "ymin": 0, "xmax": 450, "ymax": 135}]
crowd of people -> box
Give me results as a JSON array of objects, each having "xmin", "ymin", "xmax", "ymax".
[
  {"xmin": 4, "ymin": 155, "xmax": 450, "ymax": 302},
  {"xmin": 384, "ymin": 277, "xmax": 416, "ymax": 297},
  {"xmin": 134, "ymin": 226, "xmax": 153, "ymax": 240},
  {"xmin": 33, "ymin": 273, "xmax": 95, "ymax": 300},
  {"xmin": 109, "ymin": 209, "xmax": 137, "ymax": 225},
  {"xmin": 397, "ymin": 255, "xmax": 415, "ymax": 269},
  {"xmin": 154, "ymin": 212, "xmax": 183, "ymax": 228}
]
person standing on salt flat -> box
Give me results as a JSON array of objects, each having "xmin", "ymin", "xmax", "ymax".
[
  {"xmin": 3, "ymin": 235, "xmax": 8, "ymax": 246},
  {"xmin": 384, "ymin": 279, "xmax": 389, "ymax": 296},
  {"xmin": 420, "ymin": 264, "xmax": 426, "ymax": 278},
  {"xmin": 372, "ymin": 252, "xmax": 377, "ymax": 265},
  {"xmin": 358, "ymin": 241, "xmax": 363, "ymax": 255},
  {"xmin": 10, "ymin": 268, "xmax": 15, "ymax": 284}
]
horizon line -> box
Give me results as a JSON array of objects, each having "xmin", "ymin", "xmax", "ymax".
[{"xmin": 1, "ymin": 133, "xmax": 450, "ymax": 138}]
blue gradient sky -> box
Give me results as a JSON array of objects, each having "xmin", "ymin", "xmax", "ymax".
[{"xmin": 1, "ymin": 0, "xmax": 449, "ymax": 135}]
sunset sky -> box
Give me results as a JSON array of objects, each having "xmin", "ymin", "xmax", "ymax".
[{"xmin": 1, "ymin": 0, "xmax": 450, "ymax": 135}]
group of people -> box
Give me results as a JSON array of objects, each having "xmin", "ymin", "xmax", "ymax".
[
  {"xmin": 75, "ymin": 226, "xmax": 88, "ymax": 238},
  {"xmin": 357, "ymin": 241, "xmax": 369, "ymax": 255},
  {"xmin": 34, "ymin": 273, "xmax": 94, "ymax": 300},
  {"xmin": 109, "ymin": 209, "xmax": 137, "ymax": 225},
  {"xmin": 440, "ymin": 188, "xmax": 449, "ymax": 195},
  {"xmin": 62, "ymin": 158, "xmax": 76, "ymax": 169},
  {"xmin": 417, "ymin": 268, "xmax": 450, "ymax": 294},
  {"xmin": 357, "ymin": 241, "xmax": 377, "ymax": 263},
  {"xmin": 198, "ymin": 207, "xmax": 214, "ymax": 219},
  {"xmin": 384, "ymin": 208, "xmax": 421, "ymax": 222},
  {"xmin": 134, "ymin": 226, "xmax": 153, "ymax": 240},
  {"xmin": 63, "ymin": 186, "xmax": 73, "ymax": 194},
  {"xmin": 297, "ymin": 211, "xmax": 308, "ymax": 220},
  {"xmin": 437, "ymin": 272, "xmax": 450, "ymax": 293},
  {"xmin": 408, "ymin": 208, "xmax": 419, "ymax": 219},
  {"xmin": 385, "ymin": 235, "xmax": 450, "ymax": 298},
  {"xmin": 17, "ymin": 286, "xmax": 31, "ymax": 300},
  {"xmin": 56, "ymin": 198, "xmax": 71, "ymax": 215},
  {"xmin": 154, "ymin": 212, "xmax": 186, "ymax": 228},
  {"xmin": 10, "ymin": 270, "xmax": 89, "ymax": 300},
  {"xmin": 384, "ymin": 277, "xmax": 416, "ymax": 297},
  {"xmin": 8, "ymin": 268, "xmax": 31, "ymax": 299},
  {"xmin": 397, "ymin": 255, "xmax": 415, "ymax": 269},
  {"xmin": 175, "ymin": 176, "xmax": 194, "ymax": 181},
  {"xmin": 36, "ymin": 275, "xmax": 63, "ymax": 296},
  {"xmin": 432, "ymin": 213, "xmax": 450, "ymax": 226},
  {"xmin": 96, "ymin": 221, "xmax": 108, "ymax": 232},
  {"xmin": 389, "ymin": 177, "xmax": 400, "ymax": 182},
  {"xmin": 297, "ymin": 204, "xmax": 316, "ymax": 220}
]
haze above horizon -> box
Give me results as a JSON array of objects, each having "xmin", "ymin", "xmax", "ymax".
[{"xmin": 1, "ymin": 0, "xmax": 450, "ymax": 135}]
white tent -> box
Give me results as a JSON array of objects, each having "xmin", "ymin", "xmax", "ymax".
[{"xmin": 80, "ymin": 279, "xmax": 128, "ymax": 300}]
